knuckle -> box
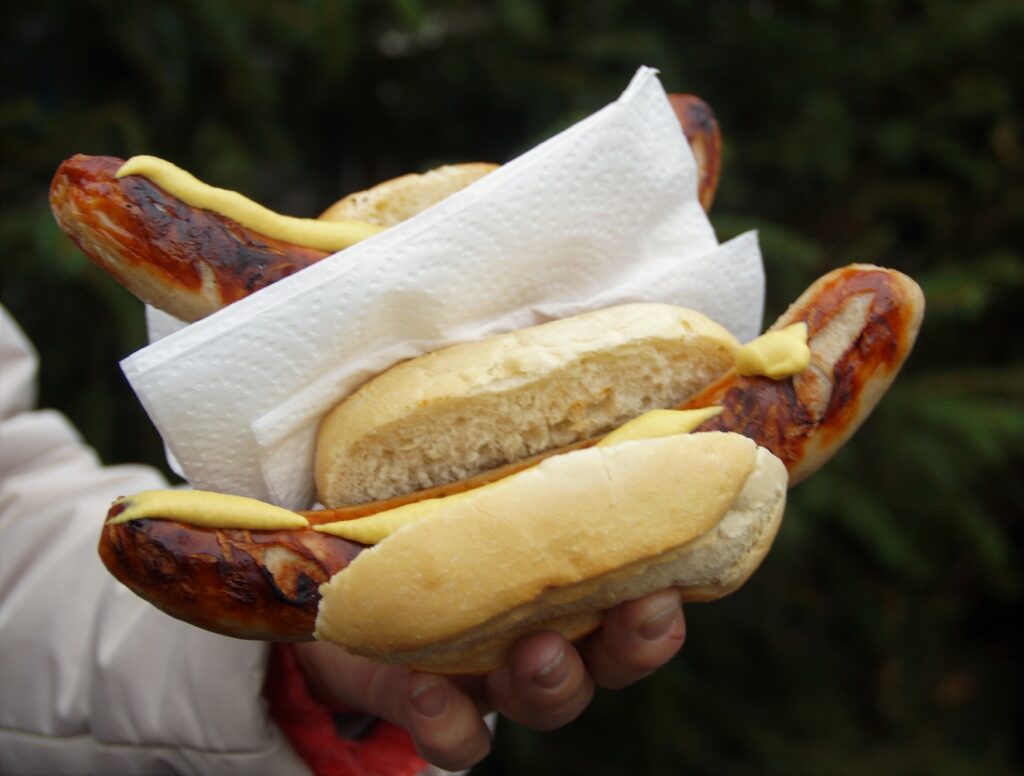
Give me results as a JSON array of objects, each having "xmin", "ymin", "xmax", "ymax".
[
  {"xmin": 590, "ymin": 629, "xmax": 682, "ymax": 689},
  {"xmin": 516, "ymin": 681, "xmax": 594, "ymax": 731},
  {"xmin": 411, "ymin": 723, "xmax": 491, "ymax": 773}
]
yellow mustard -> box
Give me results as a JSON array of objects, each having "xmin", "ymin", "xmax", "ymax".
[
  {"xmin": 314, "ymin": 408, "xmax": 723, "ymax": 544},
  {"xmin": 735, "ymin": 322, "xmax": 810, "ymax": 380},
  {"xmin": 106, "ymin": 489, "xmax": 309, "ymax": 530},
  {"xmin": 314, "ymin": 494, "xmax": 471, "ymax": 544},
  {"xmin": 596, "ymin": 406, "xmax": 722, "ymax": 447},
  {"xmin": 116, "ymin": 155, "xmax": 384, "ymax": 252}
]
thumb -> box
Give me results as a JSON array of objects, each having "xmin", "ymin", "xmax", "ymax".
[{"xmin": 293, "ymin": 641, "xmax": 492, "ymax": 772}]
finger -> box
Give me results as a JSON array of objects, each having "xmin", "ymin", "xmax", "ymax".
[
  {"xmin": 293, "ymin": 642, "xmax": 492, "ymax": 771},
  {"xmin": 582, "ymin": 589, "xmax": 686, "ymax": 690},
  {"xmin": 292, "ymin": 639, "xmax": 385, "ymax": 711},
  {"xmin": 395, "ymin": 672, "xmax": 493, "ymax": 772},
  {"xmin": 485, "ymin": 631, "xmax": 594, "ymax": 731}
]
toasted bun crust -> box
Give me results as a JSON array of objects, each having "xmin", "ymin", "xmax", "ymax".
[
  {"xmin": 315, "ymin": 304, "xmax": 741, "ymax": 507},
  {"xmin": 314, "ymin": 432, "xmax": 787, "ymax": 673},
  {"xmin": 319, "ymin": 163, "xmax": 498, "ymax": 226}
]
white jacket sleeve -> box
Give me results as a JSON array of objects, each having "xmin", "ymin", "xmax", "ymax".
[{"xmin": 0, "ymin": 307, "xmax": 310, "ymax": 775}]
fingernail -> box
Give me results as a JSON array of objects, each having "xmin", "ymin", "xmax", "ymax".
[
  {"xmin": 410, "ymin": 679, "xmax": 448, "ymax": 718},
  {"xmin": 532, "ymin": 647, "xmax": 568, "ymax": 690},
  {"xmin": 638, "ymin": 603, "xmax": 680, "ymax": 641}
]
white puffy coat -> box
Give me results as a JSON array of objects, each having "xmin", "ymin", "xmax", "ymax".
[{"xmin": 0, "ymin": 306, "xmax": 309, "ymax": 775}]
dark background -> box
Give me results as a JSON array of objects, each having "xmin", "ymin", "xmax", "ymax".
[{"xmin": 2, "ymin": 2, "xmax": 1022, "ymax": 774}]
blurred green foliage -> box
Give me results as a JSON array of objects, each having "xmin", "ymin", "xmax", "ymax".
[{"xmin": 2, "ymin": 1, "xmax": 1022, "ymax": 773}]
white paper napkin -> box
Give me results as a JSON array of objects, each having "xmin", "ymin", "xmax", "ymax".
[{"xmin": 123, "ymin": 66, "xmax": 765, "ymax": 508}]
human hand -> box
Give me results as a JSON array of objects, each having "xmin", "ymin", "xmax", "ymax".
[{"xmin": 292, "ymin": 588, "xmax": 685, "ymax": 772}]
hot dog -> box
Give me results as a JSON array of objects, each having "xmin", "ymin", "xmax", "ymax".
[
  {"xmin": 47, "ymin": 156, "xmax": 488, "ymax": 323},
  {"xmin": 49, "ymin": 90, "xmax": 923, "ymax": 673},
  {"xmin": 48, "ymin": 94, "xmax": 722, "ymax": 323},
  {"xmin": 97, "ymin": 265, "xmax": 924, "ymax": 673}
]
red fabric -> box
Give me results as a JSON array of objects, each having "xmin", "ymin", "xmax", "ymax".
[{"xmin": 265, "ymin": 644, "xmax": 427, "ymax": 776}]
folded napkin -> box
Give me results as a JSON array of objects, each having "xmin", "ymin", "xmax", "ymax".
[{"xmin": 124, "ymin": 66, "xmax": 765, "ymax": 508}]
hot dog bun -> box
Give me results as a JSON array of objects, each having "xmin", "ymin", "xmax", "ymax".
[
  {"xmin": 315, "ymin": 432, "xmax": 787, "ymax": 673},
  {"xmin": 315, "ymin": 303, "xmax": 742, "ymax": 507},
  {"xmin": 318, "ymin": 163, "xmax": 498, "ymax": 226}
]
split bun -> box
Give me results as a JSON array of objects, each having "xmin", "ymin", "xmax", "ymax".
[
  {"xmin": 315, "ymin": 432, "xmax": 787, "ymax": 674},
  {"xmin": 315, "ymin": 303, "xmax": 742, "ymax": 507}
]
